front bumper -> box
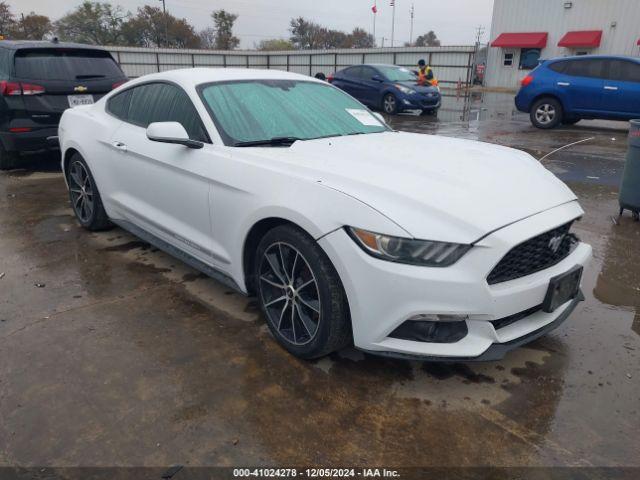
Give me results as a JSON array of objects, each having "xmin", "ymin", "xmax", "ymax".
[
  {"xmin": 400, "ymin": 93, "xmax": 441, "ymax": 111},
  {"xmin": 318, "ymin": 201, "xmax": 592, "ymax": 360}
]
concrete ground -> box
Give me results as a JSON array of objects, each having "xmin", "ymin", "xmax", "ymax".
[{"xmin": 0, "ymin": 92, "xmax": 638, "ymax": 469}]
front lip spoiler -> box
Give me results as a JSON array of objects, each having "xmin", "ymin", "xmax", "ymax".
[{"xmin": 358, "ymin": 290, "xmax": 584, "ymax": 363}]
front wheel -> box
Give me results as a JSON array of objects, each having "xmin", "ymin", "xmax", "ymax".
[
  {"xmin": 255, "ymin": 225, "xmax": 351, "ymax": 359},
  {"xmin": 382, "ymin": 93, "xmax": 399, "ymax": 115},
  {"xmin": 530, "ymin": 97, "xmax": 563, "ymax": 129},
  {"xmin": 66, "ymin": 153, "xmax": 111, "ymax": 231}
]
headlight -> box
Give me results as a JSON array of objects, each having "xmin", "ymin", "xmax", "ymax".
[
  {"xmin": 346, "ymin": 227, "xmax": 471, "ymax": 267},
  {"xmin": 394, "ymin": 84, "xmax": 416, "ymax": 95}
]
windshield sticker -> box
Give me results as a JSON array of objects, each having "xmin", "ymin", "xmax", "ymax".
[{"xmin": 346, "ymin": 109, "xmax": 382, "ymax": 126}]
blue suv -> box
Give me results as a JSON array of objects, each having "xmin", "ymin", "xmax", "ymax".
[
  {"xmin": 515, "ymin": 55, "xmax": 640, "ymax": 129},
  {"xmin": 329, "ymin": 64, "xmax": 441, "ymax": 115}
]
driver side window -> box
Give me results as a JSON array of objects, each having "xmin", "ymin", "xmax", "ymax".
[{"xmin": 116, "ymin": 83, "xmax": 209, "ymax": 142}]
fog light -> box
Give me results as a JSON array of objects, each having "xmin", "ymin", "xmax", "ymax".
[{"xmin": 389, "ymin": 315, "xmax": 469, "ymax": 343}]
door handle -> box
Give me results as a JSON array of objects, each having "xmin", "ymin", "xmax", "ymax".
[
  {"xmin": 112, "ymin": 141, "xmax": 127, "ymax": 151},
  {"xmin": 604, "ymin": 86, "xmax": 618, "ymax": 91},
  {"xmin": 557, "ymin": 82, "xmax": 570, "ymax": 86}
]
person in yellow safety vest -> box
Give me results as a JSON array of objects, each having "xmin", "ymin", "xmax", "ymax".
[{"xmin": 417, "ymin": 59, "xmax": 438, "ymax": 87}]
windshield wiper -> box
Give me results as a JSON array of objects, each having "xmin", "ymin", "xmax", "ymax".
[
  {"xmin": 75, "ymin": 74, "xmax": 106, "ymax": 79},
  {"xmin": 234, "ymin": 136, "xmax": 302, "ymax": 147}
]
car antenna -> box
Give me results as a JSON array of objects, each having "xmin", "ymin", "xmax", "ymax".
[{"xmin": 538, "ymin": 137, "xmax": 594, "ymax": 162}]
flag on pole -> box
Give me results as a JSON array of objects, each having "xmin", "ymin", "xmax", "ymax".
[{"xmin": 372, "ymin": 5, "xmax": 377, "ymax": 13}]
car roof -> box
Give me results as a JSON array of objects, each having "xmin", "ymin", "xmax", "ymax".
[
  {"xmin": 547, "ymin": 54, "xmax": 640, "ymax": 63},
  {"xmin": 122, "ymin": 67, "xmax": 324, "ymax": 90},
  {"xmin": 0, "ymin": 39, "xmax": 107, "ymax": 51}
]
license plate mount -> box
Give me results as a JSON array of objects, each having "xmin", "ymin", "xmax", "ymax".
[
  {"xmin": 68, "ymin": 94, "xmax": 94, "ymax": 107},
  {"xmin": 542, "ymin": 265, "xmax": 583, "ymax": 313}
]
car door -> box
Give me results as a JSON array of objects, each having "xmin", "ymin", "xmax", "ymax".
[
  {"xmin": 107, "ymin": 82, "xmax": 217, "ymax": 265},
  {"xmin": 559, "ymin": 59, "xmax": 605, "ymax": 114},
  {"xmin": 601, "ymin": 59, "xmax": 640, "ymax": 117},
  {"xmin": 357, "ymin": 66, "xmax": 380, "ymax": 106},
  {"xmin": 338, "ymin": 66, "xmax": 367, "ymax": 102}
]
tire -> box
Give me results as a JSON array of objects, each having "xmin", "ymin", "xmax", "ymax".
[
  {"xmin": 382, "ymin": 93, "xmax": 399, "ymax": 115},
  {"xmin": 0, "ymin": 144, "xmax": 19, "ymax": 171},
  {"xmin": 562, "ymin": 118, "xmax": 580, "ymax": 126},
  {"xmin": 255, "ymin": 224, "xmax": 352, "ymax": 359},
  {"xmin": 65, "ymin": 153, "xmax": 111, "ymax": 231},
  {"xmin": 530, "ymin": 97, "xmax": 563, "ymax": 129}
]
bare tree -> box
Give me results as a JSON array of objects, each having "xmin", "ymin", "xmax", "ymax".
[
  {"xmin": 54, "ymin": 1, "xmax": 128, "ymax": 45},
  {"xmin": 121, "ymin": 5, "xmax": 201, "ymax": 48},
  {"xmin": 211, "ymin": 10, "xmax": 239, "ymax": 50},
  {"xmin": 414, "ymin": 30, "xmax": 441, "ymax": 47},
  {"xmin": 12, "ymin": 13, "xmax": 53, "ymax": 40},
  {"xmin": 0, "ymin": 1, "xmax": 15, "ymax": 37}
]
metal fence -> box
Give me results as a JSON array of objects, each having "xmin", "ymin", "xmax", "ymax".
[{"xmin": 107, "ymin": 45, "xmax": 477, "ymax": 86}]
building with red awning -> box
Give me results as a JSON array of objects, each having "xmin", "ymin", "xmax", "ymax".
[{"xmin": 485, "ymin": 0, "xmax": 640, "ymax": 88}]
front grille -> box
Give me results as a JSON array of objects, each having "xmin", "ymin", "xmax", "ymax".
[{"xmin": 487, "ymin": 221, "xmax": 579, "ymax": 285}]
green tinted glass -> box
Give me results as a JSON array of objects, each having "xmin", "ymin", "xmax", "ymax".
[{"xmin": 199, "ymin": 80, "xmax": 388, "ymax": 146}]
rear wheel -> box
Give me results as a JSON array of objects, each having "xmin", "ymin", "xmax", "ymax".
[
  {"xmin": 66, "ymin": 153, "xmax": 111, "ymax": 231},
  {"xmin": 530, "ymin": 97, "xmax": 563, "ymax": 129},
  {"xmin": 382, "ymin": 93, "xmax": 399, "ymax": 115},
  {"xmin": 255, "ymin": 225, "xmax": 351, "ymax": 359}
]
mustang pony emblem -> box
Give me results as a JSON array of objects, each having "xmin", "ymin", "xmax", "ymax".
[
  {"xmin": 548, "ymin": 234, "xmax": 566, "ymax": 254},
  {"xmin": 74, "ymin": 86, "xmax": 88, "ymax": 93}
]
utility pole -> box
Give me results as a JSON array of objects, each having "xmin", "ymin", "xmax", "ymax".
[
  {"xmin": 21, "ymin": 13, "xmax": 26, "ymax": 38},
  {"xmin": 390, "ymin": 0, "xmax": 396, "ymax": 47},
  {"xmin": 409, "ymin": 4, "xmax": 415, "ymax": 46},
  {"xmin": 475, "ymin": 25, "xmax": 485, "ymax": 48},
  {"xmin": 159, "ymin": 0, "xmax": 169, "ymax": 48},
  {"xmin": 381, "ymin": 37, "xmax": 387, "ymax": 48}
]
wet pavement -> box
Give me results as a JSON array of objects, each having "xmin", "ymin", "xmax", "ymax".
[{"xmin": 0, "ymin": 92, "xmax": 639, "ymax": 470}]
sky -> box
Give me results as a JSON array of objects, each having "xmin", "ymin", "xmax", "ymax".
[{"xmin": 8, "ymin": 0, "xmax": 495, "ymax": 48}]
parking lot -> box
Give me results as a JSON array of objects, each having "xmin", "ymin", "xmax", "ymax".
[{"xmin": 0, "ymin": 91, "xmax": 638, "ymax": 469}]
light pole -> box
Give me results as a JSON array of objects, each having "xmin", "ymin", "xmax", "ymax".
[
  {"xmin": 409, "ymin": 4, "xmax": 415, "ymax": 46},
  {"xmin": 158, "ymin": 0, "xmax": 169, "ymax": 47}
]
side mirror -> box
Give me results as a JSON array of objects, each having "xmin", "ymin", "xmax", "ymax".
[
  {"xmin": 371, "ymin": 75, "xmax": 384, "ymax": 82},
  {"xmin": 146, "ymin": 122, "xmax": 203, "ymax": 149}
]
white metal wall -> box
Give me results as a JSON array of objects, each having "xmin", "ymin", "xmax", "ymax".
[
  {"xmin": 486, "ymin": 0, "xmax": 640, "ymax": 88},
  {"xmin": 108, "ymin": 45, "xmax": 477, "ymax": 86}
]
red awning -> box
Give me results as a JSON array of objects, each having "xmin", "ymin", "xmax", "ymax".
[
  {"xmin": 491, "ymin": 32, "xmax": 548, "ymax": 48},
  {"xmin": 558, "ymin": 30, "xmax": 602, "ymax": 48}
]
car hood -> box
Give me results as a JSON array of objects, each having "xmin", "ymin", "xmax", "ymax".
[
  {"xmin": 244, "ymin": 131, "xmax": 578, "ymax": 243},
  {"xmin": 396, "ymin": 81, "xmax": 439, "ymax": 94}
]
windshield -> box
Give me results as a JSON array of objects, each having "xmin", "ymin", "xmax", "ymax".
[
  {"xmin": 199, "ymin": 80, "xmax": 388, "ymax": 146},
  {"xmin": 377, "ymin": 66, "xmax": 418, "ymax": 82},
  {"xmin": 14, "ymin": 49, "xmax": 123, "ymax": 81}
]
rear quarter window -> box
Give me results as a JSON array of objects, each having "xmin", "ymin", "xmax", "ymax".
[
  {"xmin": 0, "ymin": 48, "xmax": 11, "ymax": 79},
  {"xmin": 548, "ymin": 61, "xmax": 567, "ymax": 74},
  {"xmin": 107, "ymin": 89, "xmax": 133, "ymax": 120},
  {"xmin": 14, "ymin": 48, "xmax": 124, "ymax": 81}
]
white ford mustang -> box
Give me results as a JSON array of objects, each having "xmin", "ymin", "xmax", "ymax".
[{"xmin": 59, "ymin": 68, "xmax": 592, "ymax": 360}]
